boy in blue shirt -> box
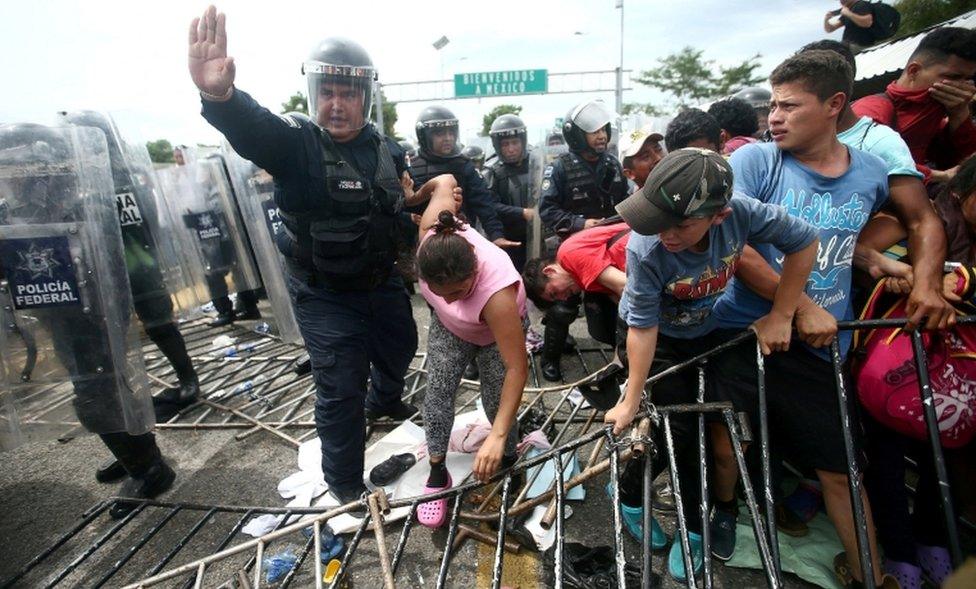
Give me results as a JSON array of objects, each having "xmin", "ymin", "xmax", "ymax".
[
  {"xmin": 709, "ymin": 50, "xmax": 889, "ymax": 587},
  {"xmin": 608, "ymin": 148, "xmax": 818, "ymax": 581}
]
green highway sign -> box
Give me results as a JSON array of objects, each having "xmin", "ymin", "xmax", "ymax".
[{"xmin": 454, "ymin": 69, "xmax": 548, "ymax": 98}]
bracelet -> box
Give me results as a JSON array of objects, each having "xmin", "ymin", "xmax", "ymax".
[{"xmin": 200, "ymin": 86, "xmax": 234, "ymax": 102}]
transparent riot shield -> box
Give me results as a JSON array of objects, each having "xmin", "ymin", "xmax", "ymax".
[
  {"xmin": 0, "ymin": 123, "xmax": 152, "ymax": 450},
  {"xmin": 59, "ymin": 110, "xmax": 207, "ymax": 324},
  {"xmin": 216, "ymin": 146, "xmax": 303, "ymax": 344},
  {"xmin": 526, "ymin": 146, "xmax": 546, "ymax": 260},
  {"xmin": 155, "ymin": 158, "xmax": 262, "ymax": 313}
]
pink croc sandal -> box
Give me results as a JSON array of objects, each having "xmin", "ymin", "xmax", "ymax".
[{"xmin": 417, "ymin": 472, "xmax": 453, "ymax": 529}]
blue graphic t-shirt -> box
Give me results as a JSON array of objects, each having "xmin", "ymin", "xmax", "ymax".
[
  {"xmin": 712, "ymin": 142, "xmax": 889, "ymax": 357},
  {"xmin": 619, "ymin": 195, "xmax": 817, "ymax": 339}
]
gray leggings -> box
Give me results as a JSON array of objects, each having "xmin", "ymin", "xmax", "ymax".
[{"xmin": 424, "ymin": 312, "xmax": 520, "ymax": 458}]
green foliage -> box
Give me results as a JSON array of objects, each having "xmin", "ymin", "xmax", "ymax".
[
  {"xmin": 481, "ymin": 104, "xmax": 523, "ymax": 136},
  {"xmin": 281, "ymin": 92, "xmax": 308, "ymax": 115},
  {"xmin": 893, "ymin": 0, "xmax": 976, "ymax": 39},
  {"xmin": 145, "ymin": 139, "xmax": 174, "ymax": 164},
  {"xmin": 634, "ymin": 47, "xmax": 766, "ymax": 109}
]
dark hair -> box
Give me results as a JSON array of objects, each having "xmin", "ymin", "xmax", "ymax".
[
  {"xmin": 798, "ymin": 39, "xmax": 856, "ymax": 78},
  {"xmin": 707, "ymin": 98, "xmax": 759, "ymax": 138},
  {"xmin": 769, "ymin": 49, "xmax": 852, "ymax": 102},
  {"xmin": 665, "ymin": 109, "xmax": 721, "ymax": 151},
  {"xmin": 950, "ymin": 156, "xmax": 976, "ymax": 201},
  {"xmin": 621, "ymin": 155, "xmax": 635, "ymax": 170},
  {"xmin": 417, "ymin": 211, "xmax": 477, "ymax": 285},
  {"xmin": 521, "ymin": 255, "xmax": 557, "ymax": 310},
  {"xmin": 910, "ymin": 27, "xmax": 976, "ymax": 66}
]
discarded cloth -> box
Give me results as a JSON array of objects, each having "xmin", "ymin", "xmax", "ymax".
[{"xmin": 543, "ymin": 542, "xmax": 645, "ymax": 588}]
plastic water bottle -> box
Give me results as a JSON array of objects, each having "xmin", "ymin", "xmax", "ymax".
[{"xmin": 254, "ymin": 322, "xmax": 272, "ymax": 335}]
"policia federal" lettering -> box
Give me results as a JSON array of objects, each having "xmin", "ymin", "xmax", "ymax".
[{"xmin": 14, "ymin": 281, "xmax": 79, "ymax": 306}]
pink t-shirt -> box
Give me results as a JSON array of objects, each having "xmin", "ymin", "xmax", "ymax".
[{"xmin": 419, "ymin": 227, "xmax": 527, "ymax": 346}]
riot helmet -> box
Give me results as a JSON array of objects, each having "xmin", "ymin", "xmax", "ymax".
[
  {"xmin": 416, "ymin": 105, "xmax": 460, "ymax": 158},
  {"xmin": 284, "ymin": 111, "xmax": 312, "ymax": 125},
  {"xmin": 0, "ymin": 123, "xmax": 76, "ymax": 222},
  {"xmin": 397, "ymin": 140, "xmax": 416, "ymax": 155},
  {"xmin": 731, "ymin": 87, "xmax": 772, "ymax": 109},
  {"xmin": 302, "ymin": 37, "xmax": 376, "ymax": 140},
  {"xmin": 489, "ymin": 114, "xmax": 527, "ymax": 164},
  {"xmin": 562, "ymin": 100, "xmax": 614, "ymax": 157},
  {"xmin": 57, "ymin": 110, "xmax": 131, "ymax": 191},
  {"xmin": 461, "ymin": 144, "xmax": 485, "ymax": 167}
]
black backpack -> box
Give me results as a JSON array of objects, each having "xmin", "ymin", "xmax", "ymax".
[{"xmin": 869, "ymin": 1, "xmax": 901, "ymax": 41}]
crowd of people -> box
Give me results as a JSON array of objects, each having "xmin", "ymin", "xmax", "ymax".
[
  {"xmin": 8, "ymin": 3, "xmax": 958, "ymax": 587},
  {"xmin": 184, "ymin": 2, "xmax": 976, "ymax": 585}
]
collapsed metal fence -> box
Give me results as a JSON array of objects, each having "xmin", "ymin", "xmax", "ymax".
[{"xmin": 1, "ymin": 316, "xmax": 973, "ymax": 588}]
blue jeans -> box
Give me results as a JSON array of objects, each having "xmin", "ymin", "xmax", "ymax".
[{"xmin": 287, "ymin": 272, "xmax": 418, "ymax": 491}]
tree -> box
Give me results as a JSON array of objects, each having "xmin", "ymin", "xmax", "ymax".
[
  {"xmin": 893, "ymin": 0, "xmax": 975, "ymax": 39},
  {"xmin": 635, "ymin": 47, "xmax": 766, "ymax": 110},
  {"xmin": 146, "ymin": 139, "xmax": 174, "ymax": 164},
  {"xmin": 281, "ymin": 91, "xmax": 308, "ymax": 114},
  {"xmin": 481, "ymin": 104, "xmax": 523, "ymax": 136},
  {"xmin": 621, "ymin": 102, "xmax": 667, "ymax": 117}
]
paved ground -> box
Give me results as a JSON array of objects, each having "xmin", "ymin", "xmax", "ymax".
[{"xmin": 0, "ymin": 294, "xmax": 821, "ymax": 588}]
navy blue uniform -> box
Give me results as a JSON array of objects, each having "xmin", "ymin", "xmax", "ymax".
[
  {"xmin": 407, "ymin": 151, "xmax": 505, "ymax": 241},
  {"xmin": 538, "ymin": 151, "xmax": 628, "ymax": 236},
  {"xmin": 202, "ymin": 89, "xmax": 418, "ymax": 492}
]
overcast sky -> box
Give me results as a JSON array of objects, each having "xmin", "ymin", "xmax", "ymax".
[{"xmin": 1, "ymin": 1, "xmax": 854, "ymax": 148}]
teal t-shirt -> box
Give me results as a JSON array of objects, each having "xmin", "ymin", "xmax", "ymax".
[{"xmin": 837, "ymin": 116, "xmax": 923, "ymax": 179}]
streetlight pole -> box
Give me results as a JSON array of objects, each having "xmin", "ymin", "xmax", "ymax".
[{"xmin": 615, "ymin": 1, "xmax": 624, "ymax": 127}]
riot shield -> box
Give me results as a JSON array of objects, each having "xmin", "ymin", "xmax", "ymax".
[
  {"xmin": 526, "ymin": 146, "xmax": 546, "ymax": 260},
  {"xmin": 0, "ymin": 123, "xmax": 152, "ymax": 450},
  {"xmin": 155, "ymin": 158, "xmax": 262, "ymax": 312},
  {"xmin": 216, "ymin": 146, "xmax": 303, "ymax": 344},
  {"xmin": 59, "ymin": 110, "xmax": 207, "ymax": 324}
]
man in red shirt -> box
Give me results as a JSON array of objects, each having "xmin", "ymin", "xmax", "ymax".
[{"xmin": 853, "ymin": 27, "xmax": 976, "ymax": 185}]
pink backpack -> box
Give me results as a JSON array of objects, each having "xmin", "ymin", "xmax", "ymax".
[{"xmin": 854, "ymin": 282, "xmax": 976, "ymax": 448}]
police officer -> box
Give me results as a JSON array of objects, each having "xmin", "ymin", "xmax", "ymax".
[
  {"xmin": 408, "ymin": 106, "xmax": 516, "ymax": 249},
  {"xmin": 538, "ymin": 100, "xmax": 628, "ymax": 381},
  {"xmin": 0, "ymin": 123, "xmax": 174, "ymax": 518},
  {"xmin": 484, "ymin": 113, "xmax": 532, "ymax": 272},
  {"xmin": 189, "ymin": 6, "xmax": 426, "ymax": 505},
  {"xmin": 460, "ymin": 144, "xmax": 485, "ymax": 175},
  {"xmin": 59, "ymin": 111, "xmax": 201, "ymax": 433}
]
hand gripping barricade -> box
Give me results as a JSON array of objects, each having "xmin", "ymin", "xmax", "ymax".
[
  {"xmin": 212, "ymin": 143, "xmax": 302, "ymax": 344},
  {"xmin": 58, "ymin": 110, "xmax": 209, "ymax": 322},
  {"xmin": 155, "ymin": 155, "xmax": 262, "ymax": 315},
  {"xmin": 0, "ymin": 123, "xmax": 152, "ymax": 450}
]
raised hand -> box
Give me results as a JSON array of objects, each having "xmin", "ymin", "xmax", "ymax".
[{"xmin": 188, "ymin": 5, "xmax": 235, "ymax": 99}]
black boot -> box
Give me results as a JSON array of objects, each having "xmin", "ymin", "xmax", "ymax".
[
  {"xmin": 293, "ymin": 354, "xmax": 312, "ymax": 376},
  {"xmin": 95, "ymin": 457, "xmax": 127, "ymax": 483},
  {"xmin": 99, "ymin": 432, "xmax": 176, "ymax": 519},
  {"xmin": 233, "ymin": 290, "xmax": 262, "ymax": 321},
  {"xmin": 209, "ymin": 296, "xmax": 235, "ymax": 327},
  {"xmin": 541, "ymin": 322, "xmax": 566, "ymax": 382},
  {"xmin": 147, "ymin": 324, "xmax": 199, "ymax": 421}
]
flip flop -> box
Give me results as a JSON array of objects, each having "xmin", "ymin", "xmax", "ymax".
[
  {"xmin": 369, "ymin": 453, "xmax": 417, "ymax": 487},
  {"xmin": 417, "ymin": 472, "xmax": 453, "ymax": 529}
]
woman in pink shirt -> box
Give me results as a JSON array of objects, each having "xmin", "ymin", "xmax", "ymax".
[{"xmin": 414, "ymin": 175, "xmax": 528, "ymax": 528}]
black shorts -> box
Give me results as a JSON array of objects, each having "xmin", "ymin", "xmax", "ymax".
[{"xmin": 707, "ymin": 328, "xmax": 860, "ymax": 474}]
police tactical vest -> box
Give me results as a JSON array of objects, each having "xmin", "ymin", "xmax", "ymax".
[
  {"xmin": 113, "ymin": 182, "xmax": 166, "ymax": 297},
  {"xmin": 408, "ymin": 152, "xmax": 467, "ymax": 187},
  {"xmin": 557, "ymin": 152, "xmax": 621, "ymax": 219},
  {"xmin": 489, "ymin": 159, "xmax": 530, "ymax": 208},
  {"xmin": 281, "ymin": 131, "xmax": 404, "ymax": 289}
]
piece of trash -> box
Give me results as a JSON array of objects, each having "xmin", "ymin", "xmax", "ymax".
[
  {"xmin": 302, "ymin": 523, "xmax": 345, "ymax": 561},
  {"xmin": 254, "ymin": 322, "xmax": 272, "ymax": 335},
  {"xmin": 263, "ymin": 548, "xmax": 297, "ymax": 584},
  {"xmin": 212, "ymin": 335, "xmax": 235, "ymax": 348},
  {"xmin": 323, "ymin": 558, "xmax": 352, "ymax": 587}
]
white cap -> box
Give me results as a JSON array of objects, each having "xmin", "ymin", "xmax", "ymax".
[{"xmin": 619, "ymin": 123, "xmax": 665, "ymax": 158}]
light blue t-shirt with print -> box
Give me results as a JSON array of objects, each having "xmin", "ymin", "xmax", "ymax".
[
  {"xmin": 837, "ymin": 116, "xmax": 923, "ymax": 179},
  {"xmin": 712, "ymin": 142, "xmax": 890, "ymax": 357},
  {"xmin": 619, "ymin": 195, "xmax": 817, "ymax": 339}
]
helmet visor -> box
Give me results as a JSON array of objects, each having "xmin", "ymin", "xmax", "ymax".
[
  {"xmin": 304, "ymin": 62, "xmax": 375, "ymax": 137},
  {"xmin": 420, "ymin": 119, "xmax": 460, "ymax": 157},
  {"xmin": 571, "ymin": 101, "xmax": 615, "ymax": 133}
]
